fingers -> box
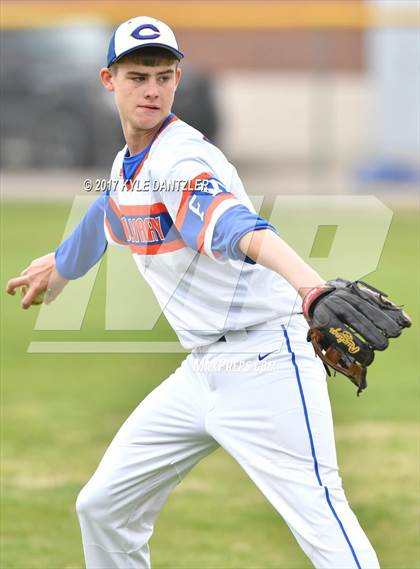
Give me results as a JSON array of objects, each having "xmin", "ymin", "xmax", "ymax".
[
  {"xmin": 6, "ymin": 275, "xmax": 29, "ymax": 296},
  {"xmin": 6, "ymin": 252, "xmax": 58, "ymax": 309},
  {"xmin": 6, "ymin": 275, "xmax": 47, "ymax": 309},
  {"xmin": 20, "ymin": 284, "xmax": 46, "ymax": 310},
  {"xmin": 20, "ymin": 272, "xmax": 67, "ymax": 308}
]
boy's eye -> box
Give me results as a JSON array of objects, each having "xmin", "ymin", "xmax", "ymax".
[{"xmin": 131, "ymin": 76, "xmax": 170, "ymax": 83}]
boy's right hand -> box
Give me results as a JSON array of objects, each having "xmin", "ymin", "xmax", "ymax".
[{"xmin": 6, "ymin": 252, "xmax": 68, "ymax": 309}]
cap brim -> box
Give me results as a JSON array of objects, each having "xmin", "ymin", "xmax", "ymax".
[{"xmin": 108, "ymin": 43, "xmax": 184, "ymax": 67}]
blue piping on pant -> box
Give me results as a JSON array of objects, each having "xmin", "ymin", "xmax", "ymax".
[{"xmin": 282, "ymin": 325, "xmax": 362, "ymax": 569}]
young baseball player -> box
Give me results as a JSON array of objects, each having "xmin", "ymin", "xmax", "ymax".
[{"xmin": 7, "ymin": 16, "xmax": 384, "ymax": 569}]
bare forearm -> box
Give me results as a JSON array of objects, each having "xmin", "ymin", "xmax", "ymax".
[{"xmin": 239, "ymin": 230, "xmax": 325, "ymax": 298}]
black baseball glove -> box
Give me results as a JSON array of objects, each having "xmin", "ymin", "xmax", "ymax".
[{"xmin": 302, "ymin": 279, "xmax": 411, "ymax": 395}]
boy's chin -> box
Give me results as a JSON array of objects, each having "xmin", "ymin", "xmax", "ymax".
[{"xmin": 135, "ymin": 115, "xmax": 164, "ymax": 131}]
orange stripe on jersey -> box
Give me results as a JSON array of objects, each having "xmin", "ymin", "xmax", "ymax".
[
  {"xmin": 119, "ymin": 202, "xmax": 169, "ymax": 216},
  {"xmin": 196, "ymin": 193, "xmax": 237, "ymax": 253},
  {"xmin": 161, "ymin": 115, "xmax": 178, "ymax": 130},
  {"xmin": 107, "ymin": 196, "xmax": 130, "ymax": 243},
  {"xmin": 129, "ymin": 238, "xmax": 185, "ymax": 255},
  {"xmin": 105, "ymin": 214, "xmax": 127, "ymax": 245},
  {"xmin": 109, "ymin": 195, "xmax": 121, "ymax": 216},
  {"xmin": 175, "ymin": 172, "xmax": 214, "ymax": 230}
]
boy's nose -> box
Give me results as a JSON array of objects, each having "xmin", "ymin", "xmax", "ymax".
[{"xmin": 144, "ymin": 80, "xmax": 159, "ymax": 99}]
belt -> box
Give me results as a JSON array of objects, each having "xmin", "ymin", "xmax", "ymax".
[
  {"xmin": 216, "ymin": 315, "xmax": 301, "ymax": 344},
  {"xmin": 217, "ymin": 326, "xmax": 262, "ymax": 344}
]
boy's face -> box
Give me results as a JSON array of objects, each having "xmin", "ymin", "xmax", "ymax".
[{"xmin": 100, "ymin": 59, "xmax": 181, "ymax": 132}]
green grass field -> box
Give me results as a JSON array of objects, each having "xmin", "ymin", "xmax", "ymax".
[{"xmin": 1, "ymin": 200, "xmax": 419, "ymax": 569}]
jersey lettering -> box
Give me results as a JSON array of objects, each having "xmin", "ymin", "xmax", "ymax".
[
  {"xmin": 188, "ymin": 195, "xmax": 205, "ymax": 221},
  {"xmin": 123, "ymin": 214, "xmax": 168, "ymax": 244},
  {"xmin": 176, "ymin": 174, "xmax": 236, "ymax": 253}
]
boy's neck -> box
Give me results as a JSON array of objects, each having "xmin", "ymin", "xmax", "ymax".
[{"xmin": 124, "ymin": 120, "xmax": 165, "ymax": 157}]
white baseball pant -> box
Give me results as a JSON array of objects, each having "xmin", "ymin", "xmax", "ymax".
[{"xmin": 76, "ymin": 315, "xmax": 380, "ymax": 568}]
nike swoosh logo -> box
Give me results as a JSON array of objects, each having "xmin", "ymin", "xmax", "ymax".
[{"xmin": 258, "ymin": 350, "xmax": 277, "ymax": 361}]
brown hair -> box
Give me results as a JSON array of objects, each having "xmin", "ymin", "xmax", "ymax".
[{"xmin": 110, "ymin": 46, "xmax": 179, "ymax": 70}]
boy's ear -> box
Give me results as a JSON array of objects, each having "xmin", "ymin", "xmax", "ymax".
[
  {"xmin": 174, "ymin": 66, "xmax": 182, "ymax": 90},
  {"xmin": 100, "ymin": 67, "xmax": 115, "ymax": 92}
]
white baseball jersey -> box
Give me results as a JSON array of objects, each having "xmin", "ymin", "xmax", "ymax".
[
  {"xmin": 56, "ymin": 14, "xmax": 380, "ymax": 568},
  {"xmin": 103, "ymin": 115, "xmax": 299, "ymax": 348}
]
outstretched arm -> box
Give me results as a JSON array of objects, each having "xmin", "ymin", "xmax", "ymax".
[
  {"xmin": 239, "ymin": 229, "xmax": 325, "ymax": 297},
  {"xmin": 6, "ymin": 195, "xmax": 108, "ymax": 309},
  {"xmin": 55, "ymin": 194, "xmax": 108, "ymax": 279}
]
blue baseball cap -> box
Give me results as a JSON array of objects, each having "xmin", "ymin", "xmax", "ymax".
[{"xmin": 107, "ymin": 16, "xmax": 184, "ymax": 67}]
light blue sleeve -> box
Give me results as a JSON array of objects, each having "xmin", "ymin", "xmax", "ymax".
[
  {"xmin": 211, "ymin": 204, "xmax": 278, "ymax": 264},
  {"xmin": 55, "ymin": 194, "xmax": 108, "ymax": 279}
]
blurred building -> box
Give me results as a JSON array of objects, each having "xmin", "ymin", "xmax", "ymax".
[
  {"xmin": 0, "ymin": 0, "xmax": 418, "ymax": 188},
  {"xmin": 0, "ymin": 22, "xmax": 220, "ymax": 169}
]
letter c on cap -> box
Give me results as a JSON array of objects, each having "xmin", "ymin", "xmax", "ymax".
[{"xmin": 131, "ymin": 24, "xmax": 161, "ymax": 41}]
